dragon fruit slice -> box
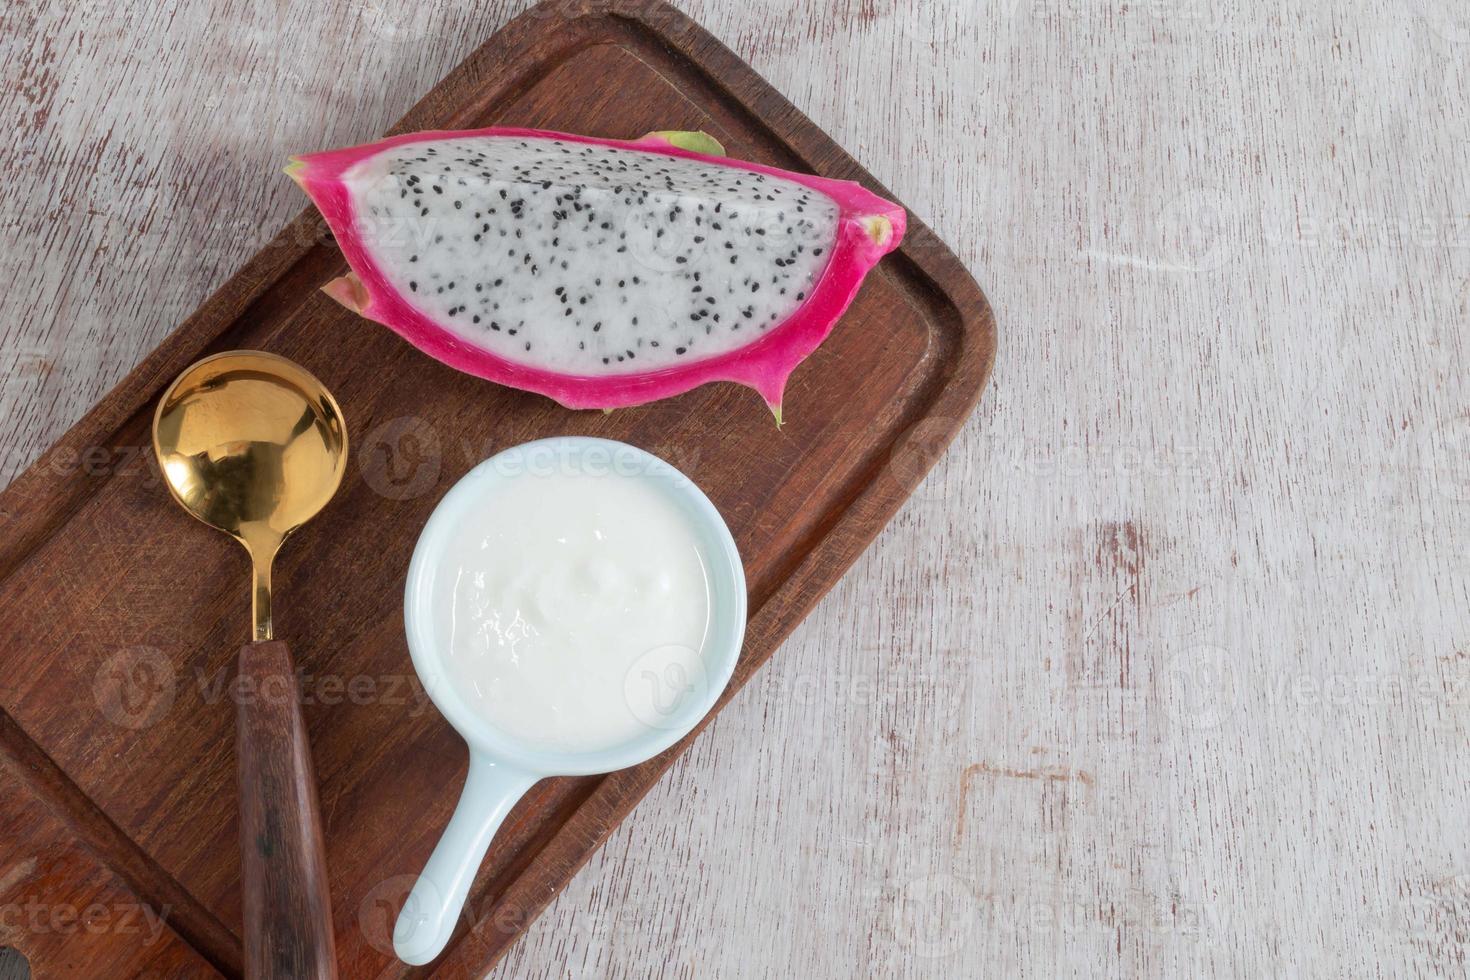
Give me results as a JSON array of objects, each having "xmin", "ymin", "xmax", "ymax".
[{"xmin": 288, "ymin": 128, "xmax": 904, "ymax": 417}]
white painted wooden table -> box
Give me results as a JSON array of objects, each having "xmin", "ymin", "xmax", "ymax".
[{"xmin": 5, "ymin": 0, "xmax": 1468, "ymax": 975}]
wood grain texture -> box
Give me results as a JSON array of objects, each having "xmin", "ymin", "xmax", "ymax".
[
  {"xmin": 3, "ymin": 2, "xmax": 1468, "ymax": 979},
  {"xmin": 0, "ymin": 710, "xmax": 227, "ymax": 978},
  {"xmin": 236, "ymin": 641, "xmax": 337, "ymax": 979}
]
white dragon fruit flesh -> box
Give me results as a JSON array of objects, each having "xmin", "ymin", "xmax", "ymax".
[{"xmin": 290, "ymin": 128, "xmax": 904, "ymax": 418}]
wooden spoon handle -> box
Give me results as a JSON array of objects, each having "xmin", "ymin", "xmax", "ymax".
[{"xmin": 236, "ymin": 640, "xmax": 337, "ymax": 979}]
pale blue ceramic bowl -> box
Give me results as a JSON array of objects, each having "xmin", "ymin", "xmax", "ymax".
[{"xmin": 394, "ymin": 437, "xmax": 746, "ymax": 965}]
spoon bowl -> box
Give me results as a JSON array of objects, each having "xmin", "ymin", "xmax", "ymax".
[{"xmin": 153, "ymin": 349, "xmax": 348, "ymax": 639}]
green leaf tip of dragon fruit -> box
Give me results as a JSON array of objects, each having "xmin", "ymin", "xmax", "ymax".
[
  {"xmin": 289, "ymin": 126, "xmax": 905, "ymax": 413},
  {"xmin": 649, "ymin": 130, "xmax": 726, "ymax": 156}
]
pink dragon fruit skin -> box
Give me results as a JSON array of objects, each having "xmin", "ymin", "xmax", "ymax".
[{"xmin": 289, "ymin": 128, "xmax": 905, "ymax": 418}]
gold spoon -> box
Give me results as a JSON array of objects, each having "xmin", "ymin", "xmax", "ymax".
[{"xmin": 153, "ymin": 350, "xmax": 344, "ymax": 979}]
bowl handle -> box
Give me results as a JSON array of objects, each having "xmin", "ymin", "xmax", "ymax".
[{"xmin": 393, "ymin": 752, "xmax": 537, "ymax": 965}]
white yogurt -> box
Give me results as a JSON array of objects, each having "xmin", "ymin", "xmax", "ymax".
[{"xmin": 433, "ymin": 466, "xmax": 712, "ymax": 752}]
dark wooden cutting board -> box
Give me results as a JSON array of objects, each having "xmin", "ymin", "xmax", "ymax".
[{"xmin": 0, "ymin": 2, "xmax": 994, "ymax": 976}]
